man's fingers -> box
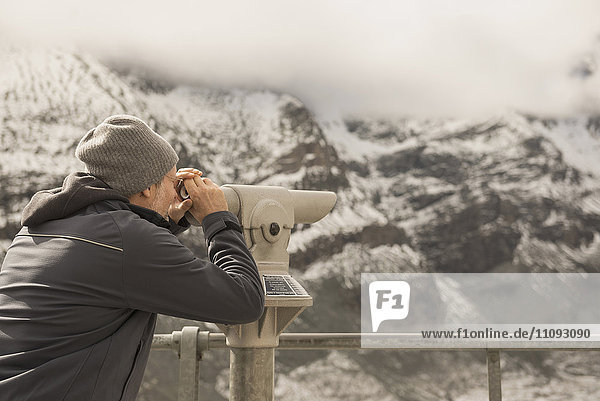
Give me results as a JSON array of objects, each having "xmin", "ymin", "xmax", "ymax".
[
  {"xmin": 173, "ymin": 199, "xmax": 192, "ymax": 213},
  {"xmin": 202, "ymin": 177, "xmax": 218, "ymax": 188},
  {"xmin": 176, "ymin": 173, "xmax": 197, "ymax": 181},
  {"xmin": 176, "ymin": 170, "xmax": 202, "ymax": 179},
  {"xmin": 193, "ymin": 174, "xmax": 205, "ymax": 186},
  {"xmin": 168, "ymin": 198, "xmax": 192, "ymax": 222},
  {"xmin": 177, "ymin": 168, "xmax": 202, "ymax": 175},
  {"xmin": 180, "ymin": 199, "xmax": 193, "ymax": 210},
  {"xmin": 174, "ymin": 198, "xmax": 192, "ymax": 208},
  {"xmin": 177, "ymin": 167, "xmax": 202, "ymax": 173},
  {"xmin": 176, "ymin": 168, "xmax": 207, "ymax": 192}
]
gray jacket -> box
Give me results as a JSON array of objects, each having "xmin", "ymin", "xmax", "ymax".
[{"xmin": 0, "ymin": 172, "xmax": 265, "ymax": 401}]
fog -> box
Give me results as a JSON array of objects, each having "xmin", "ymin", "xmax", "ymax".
[{"xmin": 1, "ymin": 0, "xmax": 599, "ymax": 117}]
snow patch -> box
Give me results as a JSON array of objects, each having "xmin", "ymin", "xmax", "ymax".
[{"xmin": 537, "ymin": 118, "xmax": 600, "ymax": 177}]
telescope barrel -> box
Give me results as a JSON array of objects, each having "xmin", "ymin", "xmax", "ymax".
[
  {"xmin": 184, "ymin": 185, "xmax": 336, "ymax": 226},
  {"xmin": 222, "ymin": 186, "xmax": 241, "ymax": 216},
  {"xmin": 290, "ymin": 190, "xmax": 337, "ymax": 224}
]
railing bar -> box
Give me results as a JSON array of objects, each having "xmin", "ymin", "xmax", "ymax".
[
  {"xmin": 151, "ymin": 331, "xmax": 600, "ymax": 401},
  {"xmin": 151, "ymin": 332, "xmax": 600, "ymax": 351}
]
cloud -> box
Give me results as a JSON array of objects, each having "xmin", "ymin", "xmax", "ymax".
[{"xmin": 1, "ymin": 0, "xmax": 599, "ymax": 117}]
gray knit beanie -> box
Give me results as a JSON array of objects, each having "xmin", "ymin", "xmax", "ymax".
[{"xmin": 75, "ymin": 115, "xmax": 179, "ymax": 197}]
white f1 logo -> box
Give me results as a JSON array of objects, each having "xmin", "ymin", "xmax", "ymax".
[{"xmin": 369, "ymin": 281, "xmax": 411, "ymax": 332}]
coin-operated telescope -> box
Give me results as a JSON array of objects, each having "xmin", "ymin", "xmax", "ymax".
[
  {"xmin": 186, "ymin": 184, "xmax": 336, "ymax": 401},
  {"xmin": 196, "ymin": 185, "xmax": 336, "ymax": 346}
]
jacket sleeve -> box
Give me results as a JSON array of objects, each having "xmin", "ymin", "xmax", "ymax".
[
  {"xmin": 118, "ymin": 211, "xmax": 265, "ymax": 324},
  {"xmin": 168, "ymin": 216, "xmax": 190, "ymax": 235}
]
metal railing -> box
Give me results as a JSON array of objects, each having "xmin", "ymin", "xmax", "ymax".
[{"xmin": 151, "ymin": 328, "xmax": 600, "ymax": 401}]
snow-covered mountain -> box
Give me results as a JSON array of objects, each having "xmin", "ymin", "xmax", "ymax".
[{"xmin": 1, "ymin": 48, "xmax": 600, "ymax": 400}]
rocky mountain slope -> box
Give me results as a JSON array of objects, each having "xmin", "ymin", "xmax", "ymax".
[{"xmin": 1, "ymin": 48, "xmax": 600, "ymax": 400}]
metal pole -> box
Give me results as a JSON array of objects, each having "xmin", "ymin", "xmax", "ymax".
[
  {"xmin": 486, "ymin": 350, "xmax": 502, "ymax": 401},
  {"xmin": 229, "ymin": 348, "xmax": 274, "ymax": 401}
]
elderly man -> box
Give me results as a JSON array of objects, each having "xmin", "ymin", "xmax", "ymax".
[{"xmin": 0, "ymin": 115, "xmax": 265, "ymax": 401}]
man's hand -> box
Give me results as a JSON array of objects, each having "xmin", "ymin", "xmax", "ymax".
[
  {"xmin": 178, "ymin": 168, "xmax": 228, "ymax": 223},
  {"xmin": 168, "ymin": 198, "xmax": 193, "ymax": 224},
  {"xmin": 168, "ymin": 168, "xmax": 201, "ymax": 223}
]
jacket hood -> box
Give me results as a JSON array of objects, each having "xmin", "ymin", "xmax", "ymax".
[{"xmin": 21, "ymin": 172, "xmax": 129, "ymax": 227}]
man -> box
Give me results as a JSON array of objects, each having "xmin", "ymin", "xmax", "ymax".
[{"xmin": 0, "ymin": 115, "xmax": 265, "ymax": 401}]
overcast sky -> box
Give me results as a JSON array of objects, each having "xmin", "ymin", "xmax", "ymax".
[{"xmin": 1, "ymin": 0, "xmax": 599, "ymax": 117}]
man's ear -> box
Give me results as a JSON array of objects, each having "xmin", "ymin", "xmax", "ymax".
[
  {"xmin": 128, "ymin": 185, "xmax": 155, "ymax": 205},
  {"xmin": 141, "ymin": 187, "xmax": 152, "ymax": 198}
]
